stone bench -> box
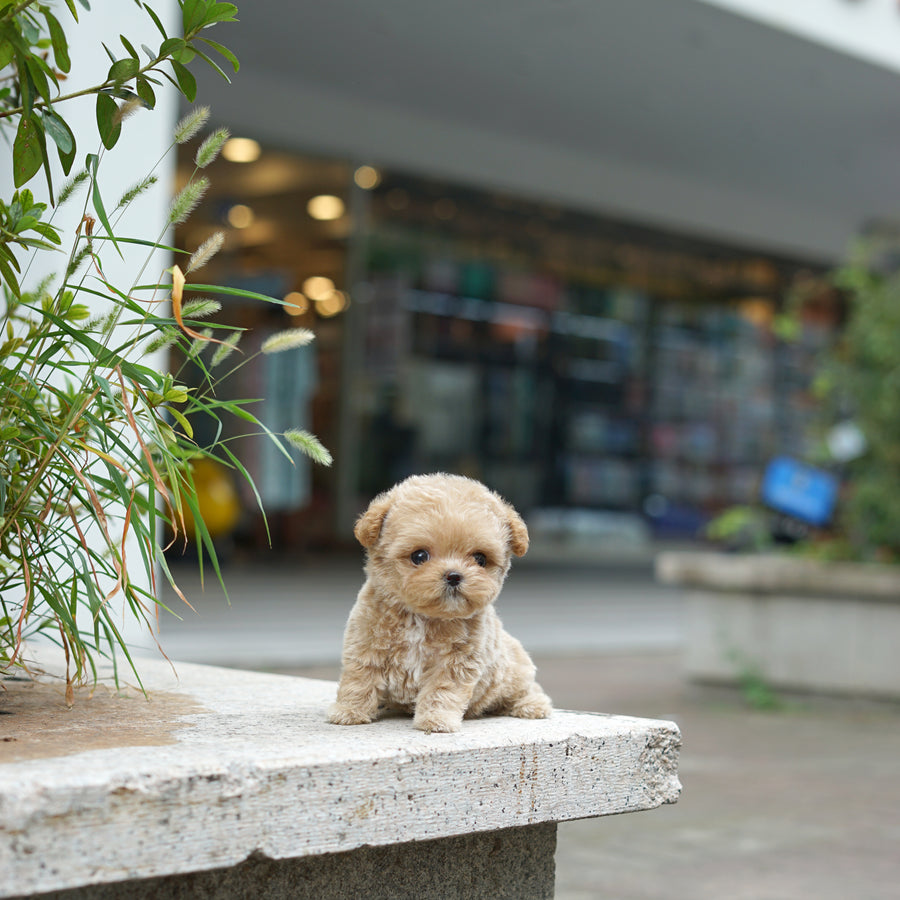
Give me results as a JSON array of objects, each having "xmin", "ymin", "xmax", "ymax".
[{"xmin": 1, "ymin": 656, "xmax": 681, "ymax": 899}]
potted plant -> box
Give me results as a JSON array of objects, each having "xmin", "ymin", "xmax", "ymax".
[
  {"xmin": 656, "ymin": 239, "xmax": 900, "ymax": 700},
  {"xmin": 1, "ymin": 0, "xmax": 331, "ymax": 700}
]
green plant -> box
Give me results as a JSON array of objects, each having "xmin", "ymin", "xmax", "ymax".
[
  {"xmin": 721, "ymin": 648, "xmax": 783, "ymax": 711},
  {"xmin": 703, "ymin": 505, "xmax": 773, "ymax": 553},
  {"xmin": 0, "ymin": 1, "xmax": 331, "ymax": 698},
  {"xmin": 707, "ymin": 239, "xmax": 900, "ymax": 564},
  {"xmin": 820, "ymin": 240, "xmax": 900, "ymax": 563}
]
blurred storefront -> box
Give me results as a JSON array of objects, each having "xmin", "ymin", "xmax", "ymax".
[
  {"xmin": 175, "ymin": 142, "xmax": 839, "ymax": 554},
  {"xmin": 173, "ymin": 146, "xmax": 351, "ymax": 552},
  {"xmin": 168, "ymin": 0, "xmax": 900, "ymax": 555}
]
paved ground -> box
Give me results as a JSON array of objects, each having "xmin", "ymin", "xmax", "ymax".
[
  {"xmin": 152, "ymin": 556, "xmax": 684, "ymax": 667},
  {"xmin": 153, "ymin": 557, "xmax": 900, "ymax": 900}
]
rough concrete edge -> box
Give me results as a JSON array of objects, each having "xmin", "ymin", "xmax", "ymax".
[{"xmin": 1, "ymin": 711, "xmax": 681, "ymax": 896}]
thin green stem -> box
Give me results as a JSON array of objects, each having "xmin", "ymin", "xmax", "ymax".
[
  {"xmin": 0, "ymin": 53, "xmax": 173, "ymax": 122},
  {"xmin": 0, "ymin": 0, "xmax": 40, "ymax": 24}
]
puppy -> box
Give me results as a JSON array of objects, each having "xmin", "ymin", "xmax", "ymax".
[{"xmin": 329, "ymin": 473, "xmax": 552, "ymax": 733}]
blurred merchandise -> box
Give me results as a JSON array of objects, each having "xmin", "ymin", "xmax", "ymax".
[{"xmin": 354, "ymin": 172, "xmax": 838, "ymax": 540}]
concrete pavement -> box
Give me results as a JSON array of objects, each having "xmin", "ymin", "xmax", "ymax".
[{"xmin": 151, "ymin": 556, "xmax": 684, "ymax": 667}]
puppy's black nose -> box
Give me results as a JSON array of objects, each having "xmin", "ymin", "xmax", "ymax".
[{"xmin": 444, "ymin": 571, "xmax": 463, "ymax": 587}]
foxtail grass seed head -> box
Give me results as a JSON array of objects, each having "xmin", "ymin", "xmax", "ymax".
[
  {"xmin": 261, "ymin": 328, "xmax": 316, "ymax": 354},
  {"xmin": 168, "ymin": 176, "xmax": 209, "ymax": 226},
  {"xmin": 210, "ymin": 330, "xmax": 242, "ymax": 367},
  {"xmin": 195, "ymin": 127, "xmax": 230, "ymax": 169},
  {"xmin": 186, "ymin": 328, "xmax": 213, "ymax": 359},
  {"xmin": 180, "ymin": 298, "xmax": 221, "ymax": 319},
  {"xmin": 186, "ymin": 231, "xmax": 224, "ymax": 274},
  {"xmin": 58, "ymin": 170, "xmax": 89, "ymax": 205},
  {"xmin": 144, "ymin": 327, "xmax": 180, "ymax": 353},
  {"xmin": 116, "ymin": 175, "xmax": 158, "ymax": 211},
  {"xmin": 174, "ymin": 105, "xmax": 210, "ymax": 144},
  {"xmin": 284, "ymin": 429, "xmax": 333, "ymax": 466},
  {"xmin": 84, "ymin": 308, "xmax": 118, "ymax": 336},
  {"xmin": 113, "ymin": 97, "xmax": 144, "ymax": 126},
  {"xmin": 66, "ymin": 245, "xmax": 93, "ymax": 279}
]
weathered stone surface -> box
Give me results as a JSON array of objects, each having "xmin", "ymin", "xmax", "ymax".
[
  {"xmin": 5, "ymin": 824, "xmax": 558, "ymax": 900},
  {"xmin": 0, "ymin": 654, "xmax": 680, "ymax": 898}
]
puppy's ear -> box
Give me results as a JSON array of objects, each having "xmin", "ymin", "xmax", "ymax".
[
  {"xmin": 504, "ymin": 505, "xmax": 529, "ymax": 557},
  {"xmin": 354, "ymin": 489, "xmax": 393, "ymax": 549}
]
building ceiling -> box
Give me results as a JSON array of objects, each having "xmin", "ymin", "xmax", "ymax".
[{"xmin": 192, "ymin": 0, "xmax": 900, "ymax": 261}]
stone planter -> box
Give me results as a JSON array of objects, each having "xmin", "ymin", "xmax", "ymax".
[{"xmin": 656, "ymin": 551, "xmax": 900, "ymax": 699}]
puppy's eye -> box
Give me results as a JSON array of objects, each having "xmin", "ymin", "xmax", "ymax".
[
  {"xmin": 473, "ymin": 552, "xmax": 487, "ymax": 568},
  {"xmin": 410, "ymin": 549, "xmax": 430, "ymax": 565}
]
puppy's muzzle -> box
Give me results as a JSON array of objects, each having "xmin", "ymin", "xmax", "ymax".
[{"xmin": 444, "ymin": 570, "xmax": 463, "ymax": 588}]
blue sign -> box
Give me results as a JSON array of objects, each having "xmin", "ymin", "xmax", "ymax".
[{"xmin": 760, "ymin": 456, "xmax": 838, "ymax": 527}]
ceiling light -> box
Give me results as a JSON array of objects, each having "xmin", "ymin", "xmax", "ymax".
[
  {"xmin": 222, "ymin": 137, "xmax": 261, "ymax": 163},
  {"xmin": 302, "ymin": 275, "xmax": 335, "ymax": 301},
  {"xmin": 227, "ymin": 204, "xmax": 254, "ymax": 228},
  {"xmin": 284, "ymin": 291, "xmax": 310, "ymax": 316},
  {"xmin": 354, "ymin": 165, "xmax": 381, "ymax": 190},
  {"xmin": 307, "ymin": 194, "xmax": 345, "ymax": 221},
  {"xmin": 316, "ymin": 290, "xmax": 348, "ymax": 318}
]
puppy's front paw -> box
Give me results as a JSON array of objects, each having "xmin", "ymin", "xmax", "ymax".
[
  {"xmin": 414, "ymin": 712, "xmax": 462, "ymax": 734},
  {"xmin": 328, "ymin": 703, "xmax": 374, "ymax": 726}
]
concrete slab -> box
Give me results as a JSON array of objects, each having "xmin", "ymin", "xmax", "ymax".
[{"xmin": 0, "ymin": 653, "xmax": 680, "ymax": 898}]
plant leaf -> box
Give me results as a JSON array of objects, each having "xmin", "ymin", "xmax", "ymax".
[
  {"xmin": 198, "ymin": 37, "xmax": 239, "ymax": 73},
  {"xmin": 167, "ymin": 406, "xmax": 194, "ymax": 439},
  {"xmin": 159, "ymin": 37, "xmax": 186, "ymax": 58},
  {"xmin": 135, "ymin": 76, "xmax": 156, "ymax": 109},
  {"xmin": 143, "ymin": 4, "xmax": 168, "ymax": 40},
  {"xmin": 91, "ymin": 176, "xmax": 121, "ymax": 257},
  {"xmin": 0, "ymin": 255, "xmax": 21, "ymax": 297},
  {"xmin": 43, "ymin": 10, "xmax": 71, "ymax": 73},
  {"xmin": 203, "ymin": 3, "xmax": 239, "ymax": 26},
  {"xmin": 42, "ymin": 108, "xmax": 74, "ymax": 155},
  {"xmin": 95, "ymin": 92, "xmax": 122, "ymax": 150},
  {"xmin": 24, "ymin": 55, "xmax": 53, "ymax": 106},
  {"xmin": 170, "ymin": 59, "xmax": 197, "ymax": 102},
  {"xmin": 13, "ymin": 115, "xmax": 43, "ymax": 188},
  {"xmin": 119, "ymin": 34, "xmax": 139, "ymax": 60},
  {"xmin": 0, "ymin": 35, "xmax": 13, "ymax": 71},
  {"xmin": 108, "ymin": 57, "xmax": 140, "ymax": 84}
]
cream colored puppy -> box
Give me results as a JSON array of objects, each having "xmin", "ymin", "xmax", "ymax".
[{"xmin": 329, "ymin": 473, "xmax": 552, "ymax": 733}]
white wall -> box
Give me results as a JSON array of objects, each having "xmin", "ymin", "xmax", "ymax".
[{"xmin": 1, "ymin": 0, "xmax": 179, "ymax": 651}]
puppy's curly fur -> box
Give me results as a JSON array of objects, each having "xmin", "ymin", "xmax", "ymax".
[{"xmin": 329, "ymin": 473, "xmax": 552, "ymax": 733}]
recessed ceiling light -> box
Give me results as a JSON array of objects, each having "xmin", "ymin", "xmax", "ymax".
[
  {"xmin": 316, "ymin": 290, "xmax": 348, "ymax": 318},
  {"xmin": 227, "ymin": 204, "xmax": 254, "ymax": 228},
  {"xmin": 222, "ymin": 137, "xmax": 261, "ymax": 163},
  {"xmin": 284, "ymin": 291, "xmax": 310, "ymax": 316},
  {"xmin": 307, "ymin": 194, "xmax": 345, "ymax": 221},
  {"xmin": 354, "ymin": 165, "xmax": 381, "ymax": 190},
  {"xmin": 302, "ymin": 275, "xmax": 335, "ymax": 301}
]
